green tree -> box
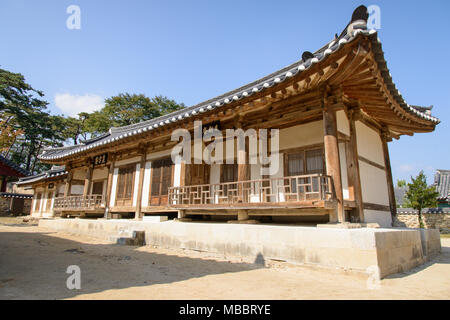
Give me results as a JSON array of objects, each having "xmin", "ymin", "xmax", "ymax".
[
  {"xmin": 84, "ymin": 93, "xmax": 185, "ymax": 136},
  {"xmin": 0, "ymin": 68, "xmax": 65, "ymax": 173},
  {"xmin": 403, "ymin": 171, "xmax": 438, "ymax": 228},
  {"xmin": 396, "ymin": 179, "xmax": 406, "ymax": 188}
]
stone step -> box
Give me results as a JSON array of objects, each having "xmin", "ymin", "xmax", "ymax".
[{"xmin": 110, "ymin": 230, "xmax": 145, "ymax": 246}]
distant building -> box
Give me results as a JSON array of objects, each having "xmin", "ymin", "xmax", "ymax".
[
  {"xmin": 435, "ymin": 169, "xmax": 450, "ymax": 208},
  {"xmin": 0, "ymin": 155, "xmax": 29, "ymax": 192},
  {"xmin": 0, "ymin": 155, "xmax": 32, "ymax": 215}
]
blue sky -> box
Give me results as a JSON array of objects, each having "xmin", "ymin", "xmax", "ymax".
[{"xmin": 0, "ymin": 0, "xmax": 448, "ymax": 184}]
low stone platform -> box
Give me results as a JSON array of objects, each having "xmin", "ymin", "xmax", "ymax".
[{"xmin": 38, "ymin": 218, "xmax": 441, "ymax": 279}]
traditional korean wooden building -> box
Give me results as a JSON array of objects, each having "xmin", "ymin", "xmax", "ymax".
[{"xmin": 19, "ymin": 6, "xmax": 439, "ymax": 227}]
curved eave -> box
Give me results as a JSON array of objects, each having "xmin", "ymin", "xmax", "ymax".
[
  {"xmin": 39, "ymin": 30, "xmax": 439, "ymax": 163},
  {"xmin": 341, "ymin": 33, "xmax": 439, "ymax": 135}
]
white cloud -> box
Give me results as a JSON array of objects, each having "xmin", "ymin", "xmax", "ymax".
[
  {"xmin": 54, "ymin": 93, "xmax": 104, "ymax": 117},
  {"xmin": 398, "ymin": 164, "xmax": 415, "ymax": 173}
]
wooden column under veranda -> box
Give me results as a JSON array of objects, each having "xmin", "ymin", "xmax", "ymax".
[
  {"xmin": 236, "ymin": 119, "xmax": 249, "ymax": 221},
  {"xmin": 134, "ymin": 151, "xmax": 147, "ymax": 220},
  {"xmin": 104, "ymin": 155, "xmax": 115, "ymax": 219},
  {"xmin": 322, "ymin": 98, "xmax": 345, "ymax": 223},
  {"xmin": 381, "ymin": 128, "xmax": 397, "ymax": 224},
  {"xmin": 345, "ymin": 108, "xmax": 364, "ymax": 222},
  {"xmin": 83, "ymin": 163, "xmax": 93, "ymax": 197}
]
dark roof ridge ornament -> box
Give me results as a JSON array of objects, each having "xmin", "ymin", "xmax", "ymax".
[
  {"xmin": 347, "ymin": 5, "xmax": 368, "ymax": 35},
  {"xmin": 301, "ymin": 51, "xmax": 315, "ymax": 63},
  {"xmin": 337, "ymin": 5, "xmax": 369, "ymax": 39}
]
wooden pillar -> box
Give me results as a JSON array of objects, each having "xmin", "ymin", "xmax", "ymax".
[
  {"xmin": 104, "ymin": 156, "xmax": 115, "ymax": 219},
  {"xmin": 237, "ymin": 209, "xmax": 249, "ymax": 221},
  {"xmin": 381, "ymin": 129, "xmax": 397, "ymax": 224},
  {"xmin": 0, "ymin": 176, "xmax": 6, "ymax": 192},
  {"xmin": 237, "ymin": 121, "xmax": 249, "ymax": 204},
  {"xmin": 83, "ymin": 166, "xmax": 93, "ymax": 197},
  {"xmin": 134, "ymin": 153, "xmax": 147, "ymax": 220},
  {"xmin": 346, "ymin": 109, "xmax": 364, "ymax": 222},
  {"xmin": 323, "ymin": 105, "xmax": 345, "ymax": 223},
  {"xmin": 63, "ymin": 170, "xmax": 73, "ymax": 197}
]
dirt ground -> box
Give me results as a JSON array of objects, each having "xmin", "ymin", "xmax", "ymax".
[{"xmin": 0, "ymin": 217, "xmax": 449, "ymax": 300}]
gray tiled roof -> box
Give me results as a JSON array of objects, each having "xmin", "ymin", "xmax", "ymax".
[
  {"xmin": 0, "ymin": 155, "xmax": 30, "ymax": 176},
  {"xmin": 0, "ymin": 192, "xmax": 33, "ymax": 199},
  {"xmin": 16, "ymin": 167, "xmax": 67, "ymax": 186},
  {"xmin": 435, "ymin": 169, "xmax": 450, "ymax": 200},
  {"xmin": 397, "ymin": 208, "xmax": 450, "ymax": 214},
  {"xmin": 38, "ymin": 8, "xmax": 440, "ymax": 162}
]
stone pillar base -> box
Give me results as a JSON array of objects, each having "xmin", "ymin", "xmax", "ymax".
[
  {"xmin": 317, "ymin": 222, "xmax": 380, "ymax": 229},
  {"xmin": 174, "ymin": 217, "xmax": 192, "ymax": 222},
  {"xmin": 227, "ymin": 219, "xmax": 260, "ymax": 224}
]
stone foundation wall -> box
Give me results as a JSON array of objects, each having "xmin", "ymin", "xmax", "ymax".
[
  {"xmin": 394, "ymin": 208, "xmax": 450, "ymax": 234},
  {"xmin": 39, "ymin": 218, "xmax": 441, "ymax": 279}
]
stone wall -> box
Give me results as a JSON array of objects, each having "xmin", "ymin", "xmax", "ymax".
[
  {"xmin": 394, "ymin": 208, "xmax": 450, "ymax": 234},
  {"xmin": 0, "ymin": 196, "xmax": 32, "ymax": 216},
  {"xmin": 0, "ymin": 197, "xmax": 10, "ymax": 214},
  {"xmin": 39, "ymin": 219, "xmax": 441, "ymax": 279}
]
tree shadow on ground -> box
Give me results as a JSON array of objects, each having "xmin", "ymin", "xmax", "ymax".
[{"xmin": 0, "ymin": 229, "xmax": 264, "ymax": 299}]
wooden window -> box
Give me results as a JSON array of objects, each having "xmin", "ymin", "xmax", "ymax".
[
  {"xmin": 221, "ymin": 163, "xmax": 238, "ymax": 183},
  {"xmin": 149, "ymin": 158, "xmax": 173, "ymax": 206},
  {"xmin": 306, "ymin": 149, "xmax": 324, "ymax": 174},
  {"xmin": 115, "ymin": 164, "xmax": 136, "ymax": 206},
  {"xmin": 92, "ymin": 181, "xmax": 104, "ymax": 195},
  {"xmin": 284, "ymin": 146, "xmax": 325, "ymax": 194},
  {"xmin": 284, "ymin": 146, "xmax": 325, "ymax": 176},
  {"xmin": 46, "ymin": 191, "xmax": 54, "ymax": 211}
]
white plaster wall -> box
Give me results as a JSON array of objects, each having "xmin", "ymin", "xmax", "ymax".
[
  {"xmin": 58, "ymin": 184, "xmax": 65, "ymax": 195},
  {"xmin": 364, "ymin": 210, "xmax": 392, "ymax": 228},
  {"xmin": 115, "ymin": 156, "xmax": 141, "ymax": 167},
  {"xmin": 272, "ymin": 154, "xmax": 285, "ymax": 202},
  {"xmin": 250, "ymin": 163, "xmax": 262, "ymax": 203},
  {"xmin": 173, "ymin": 163, "xmax": 181, "ymax": 187},
  {"xmin": 141, "ymin": 161, "xmax": 152, "ymax": 207},
  {"xmin": 70, "ymin": 184, "xmax": 84, "ymax": 195},
  {"xmin": 42, "ymin": 192, "xmax": 48, "ymax": 214},
  {"xmin": 92, "ymin": 167, "xmax": 108, "ymax": 180},
  {"xmin": 110, "ymin": 168, "xmax": 119, "ymax": 207},
  {"xmin": 339, "ymin": 142, "xmax": 349, "ymax": 200},
  {"xmin": 38, "ymin": 191, "xmax": 44, "ymax": 214},
  {"xmin": 146, "ymin": 150, "xmax": 171, "ymax": 161},
  {"xmin": 279, "ymin": 121, "xmax": 323, "ymax": 151},
  {"xmin": 359, "ymin": 161, "xmax": 389, "ymax": 206},
  {"xmin": 337, "ymin": 110, "xmax": 350, "ymax": 136},
  {"xmin": 355, "ymin": 121, "xmax": 384, "ymax": 166},
  {"xmin": 210, "ymin": 164, "xmax": 220, "ymax": 184},
  {"xmin": 132, "ymin": 163, "xmax": 140, "ymax": 207},
  {"xmin": 72, "ymin": 168, "xmax": 86, "ymax": 181}
]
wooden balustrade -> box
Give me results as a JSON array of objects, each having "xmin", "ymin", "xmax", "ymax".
[
  {"xmin": 53, "ymin": 194, "xmax": 105, "ymax": 211},
  {"xmin": 168, "ymin": 174, "xmax": 333, "ymax": 208}
]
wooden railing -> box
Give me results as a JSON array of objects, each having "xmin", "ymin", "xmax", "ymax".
[
  {"xmin": 168, "ymin": 174, "xmax": 333, "ymax": 208},
  {"xmin": 53, "ymin": 195, "xmax": 105, "ymax": 211}
]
